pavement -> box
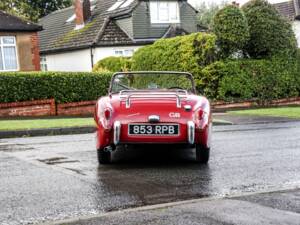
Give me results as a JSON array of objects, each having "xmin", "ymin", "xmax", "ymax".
[
  {"xmin": 50, "ymin": 189, "xmax": 300, "ymax": 225},
  {"xmin": 0, "ymin": 120, "xmax": 300, "ymax": 225}
]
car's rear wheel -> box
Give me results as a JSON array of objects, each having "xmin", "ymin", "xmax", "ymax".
[
  {"xmin": 195, "ymin": 144, "xmax": 210, "ymax": 164},
  {"xmin": 97, "ymin": 149, "xmax": 111, "ymax": 164}
]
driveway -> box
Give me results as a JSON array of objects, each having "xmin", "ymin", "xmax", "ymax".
[{"xmin": 0, "ymin": 121, "xmax": 300, "ymax": 224}]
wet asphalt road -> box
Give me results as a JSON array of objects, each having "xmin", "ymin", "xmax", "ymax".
[{"xmin": 0, "ymin": 121, "xmax": 300, "ymax": 224}]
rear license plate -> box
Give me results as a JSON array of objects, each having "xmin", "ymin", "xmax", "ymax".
[{"xmin": 128, "ymin": 124, "xmax": 179, "ymax": 136}]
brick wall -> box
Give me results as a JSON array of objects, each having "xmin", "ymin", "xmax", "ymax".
[
  {"xmin": 0, "ymin": 99, "xmax": 55, "ymax": 117},
  {"xmin": 57, "ymin": 101, "xmax": 96, "ymax": 116},
  {"xmin": 0, "ymin": 97, "xmax": 299, "ymax": 117},
  {"xmin": 212, "ymin": 97, "xmax": 300, "ymax": 111}
]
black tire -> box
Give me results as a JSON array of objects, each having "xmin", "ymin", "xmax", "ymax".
[
  {"xmin": 97, "ymin": 149, "xmax": 111, "ymax": 164},
  {"xmin": 195, "ymin": 144, "xmax": 210, "ymax": 164}
]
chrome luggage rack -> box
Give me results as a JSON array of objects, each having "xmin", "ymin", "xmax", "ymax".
[{"xmin": 119, "ymin": 90, "xmax": 188, "ymax": 109}]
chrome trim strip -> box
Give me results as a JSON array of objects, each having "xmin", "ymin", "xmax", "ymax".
[
  {"xmin": 120, "ymin": 90, "xmax": 188, "ymax": 96},
  {"xmin": 124, "ymin": 93, "xmax": 183, "ymax": 109},
  {"xmin": 187, "ymin": 121, "xmax": 195, "ymax": 145},
  {"xmin": 114, "ymin": 121, "xmax": 121, "ymax": 145}
]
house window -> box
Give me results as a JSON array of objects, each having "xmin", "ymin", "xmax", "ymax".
[
  {"xmin": 114, "ymin": 49, "xmax": 134, "ymax": 57},
  {"xmin": 0, "ymin": 36, "xmax": 18, "ymax": 71},
  {"xmin": 40, "ymin": 55, "xmax": 47, "ymax": 71},
  {"xmin": 150, "ymin": 1, "xmax": 180, "ymax": 24}
]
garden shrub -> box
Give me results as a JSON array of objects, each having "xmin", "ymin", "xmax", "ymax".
[
  {"xmin": 131, "ymin": 32, "xmax": 218, "ymax": 89},
  {"xmin": 93, "ymin": 56, "xmax": 132, "ymax": 72},
  {"xmin": 213, "ymin": 4, "xmax": 249, "ymax": 57},
  {"xmin": 242, "ymin": 0, "xmax": 297, "ymax": 58},
  {"xmin": 0, "ymin": 72, "xmax": 112, "ymax": 103},
  {"xmin": 215, "ymin": 58, "xmax": 299, "ymax": 102}
]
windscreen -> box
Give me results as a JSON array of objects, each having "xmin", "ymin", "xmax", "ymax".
[{"xmin": 111, "ymin": 72, "xmax": 194, "ymax": 93}]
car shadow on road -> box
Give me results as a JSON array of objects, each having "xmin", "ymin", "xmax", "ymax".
[
  {"xmin": 95, "ymin": 145, "xmax": 213, "ymax": 207},
  {"xmin": 107, "ymin": 144, "xmax": 206, "ymax": 168}
]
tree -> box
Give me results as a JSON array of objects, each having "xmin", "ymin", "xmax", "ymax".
[
  {"xmin": 197, "ymin": 2, "xmax": 221, "ymax": 30},
  {"xmin": 0, "ymin": 0, "xmax": 72, "ymax": 22},
  {"xmin": 0, "ymin": 1, "xmax": 23, "ymax": 19},
  {"xmin": 213, "ymin": 4, "xmax": 250, "ymax": 58},
  {"xmin": 242, "ymin": 0, "xmax": 297, "ymax": 58},
  {"xmin": 196, "ymin": 1, "xmax": 228, "ymax": 30}
]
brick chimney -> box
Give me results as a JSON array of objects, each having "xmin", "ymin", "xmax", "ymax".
[{"xmin": 74, "ymin": 0, "xmax": 91, "ymax": 29}]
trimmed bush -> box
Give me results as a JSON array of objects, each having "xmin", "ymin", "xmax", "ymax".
[
  {"xmin": 93, "ymin": 56, "xmax": 132, "ymax": 72},
  {"xmin": 132, "ymin": 33, "xmax": 218, "ymax": 90},
  {"xmin": 202, "ymin": 57, "xmax": 299, "ymax": 102},
  {"xmin": 242, "ymin": 0, "xmax": 297, "ymax": 58},
  {"xmin": 213, "ymin": 4, "xmax": 249, "ymax": 57},
  {"xmin": 0, "ymin": 72, "xmax": 112, "ymax": 103}
]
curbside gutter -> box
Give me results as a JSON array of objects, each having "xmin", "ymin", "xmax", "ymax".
[
  {"xmin": 0, "ymin": 126, "xmax": 96, "ymax": 139},
  {"xmin": 0, "ymin": 120, "xmax": 232, "ymax": 139}
]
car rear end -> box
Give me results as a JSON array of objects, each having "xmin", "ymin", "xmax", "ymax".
[{"xmin": 109, "ymin": 91, "xmax": 210, "ymax": 147}]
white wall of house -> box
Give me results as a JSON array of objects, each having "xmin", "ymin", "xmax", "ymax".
[
  {"xmin": 43, "ymin": 45, "xmax": 143, "ymax": 72},
  {"xmin": 45, "ymin": 49, "xmax": 91, "ymax": 72},
  {"xmin": 93, "ymin": 46, "xmax": 143, "ymax": 63},
  {"xmin": 292, "ymin": 20, "xmax": 300, "ymax": 48}
]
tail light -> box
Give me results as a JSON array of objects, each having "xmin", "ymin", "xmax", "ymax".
[
  {"xmin": 195, "ymin": 108, "xmax": 210, "ymax": 129},
  {"xmin": 104, "ymin": 108, "xmax": 112, "ymax": 120}
]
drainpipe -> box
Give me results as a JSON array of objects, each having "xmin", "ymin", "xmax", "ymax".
[{"xmin": 90, "ymin": 45, "xmax": 95, "ymax": 70}]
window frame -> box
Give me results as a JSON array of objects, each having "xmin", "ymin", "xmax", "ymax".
[
  {"xmin": 0, "ymin": 36, "xmax": 19, "ymax": 72},
  {"xmin": 114, "ymin": 49, "xmax": 135, "ymax": 57},
  {"xmin": 150, "ymin": 1, "xmax": 180, "ymax": 24},
  {"xmin": 40, "ymin": 55, "xmax": 48, "ymax": 71}
]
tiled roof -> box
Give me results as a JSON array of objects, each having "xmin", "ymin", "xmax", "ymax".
[
  {"xmin": 39, "ymin": 0, "xmax": 138, "ymax": 54},
  {"xmin": 0, "ymin": 10, "xmax": 42, "ymax": 32},
  {"xmin": 273, "ymin": 0, "xmax": 300, "ymax": 21}
]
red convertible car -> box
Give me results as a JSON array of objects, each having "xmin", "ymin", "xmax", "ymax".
[{"xmin": 94, "ymin": 72, "xmax": 212, "ymax": 164}]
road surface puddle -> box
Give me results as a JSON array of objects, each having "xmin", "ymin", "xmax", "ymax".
[{"xmin": 37, "ymin": 157, "xmax": 79, "ymax": 165}]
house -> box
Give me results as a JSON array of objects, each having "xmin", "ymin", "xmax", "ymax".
[
  {"xmin": 0, "ymin": 10, "xmax": 42, "ymax": 72},
  {"xmin": 273, "ymin": 0, "xmax": 300, "ymax": 47},
  {"xmin": 38, "ymin": 0, "xmax": 198, "ymax": 72}
]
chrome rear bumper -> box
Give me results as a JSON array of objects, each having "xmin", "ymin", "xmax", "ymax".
[
  {"xmin": 113, "ymin": 121, "xmax": 121, "ymax": 145},
  {"xmin": 114, "ymin": 120, "xmax": 195, "ymax": 145},
  {"xmin": 187, "ymin": 121, "xmax": 195, "ymax": 145}
]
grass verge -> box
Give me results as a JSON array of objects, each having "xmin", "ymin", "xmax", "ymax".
[
  {"xmin": 0, "ymin": 118, "xmax": 95, "ymax": 131},
  {"xmin": 228, "ymin": 107, "xmax": 300, "ymax": 119}
]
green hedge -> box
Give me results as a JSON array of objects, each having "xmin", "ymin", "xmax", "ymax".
[
  {"xmin": 0, "ymin": 72, "xmax": 112, "ymax": 103},
  {"xmin": 1, "ymin": 49, "xmax": 299, "ymax": 104},
  {"xmin": 242, "ymin": 0, "xmax": 297, "ymax": 58},
  {"xmin": 203, "ymin": 57, "xmax": 299, "ymax": 102},
  {"xmin": 213, "ymin": 4, "xmax": 249, "ymax": 57},
  {"xmin": 132, "ymin": 32, "xmax": 218, "ymax": 85},
  {"xmin": 93, "ymin": 56, "xmax": 132, "ymax": 72}
]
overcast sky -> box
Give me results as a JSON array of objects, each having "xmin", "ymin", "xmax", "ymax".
[{"xmin": 188, "ymin": 0, "xmax": 287, "ymax": 7}]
